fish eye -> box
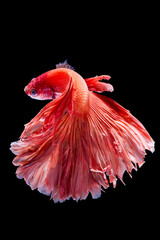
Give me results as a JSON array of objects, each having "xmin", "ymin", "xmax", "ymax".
[{"xmin": 31, "ymin": 89, "xmax": 37, "ymax": 96}]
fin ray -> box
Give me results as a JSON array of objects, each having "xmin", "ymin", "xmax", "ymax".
[{"xmin": 87, "ymin": 92, "xmax": 155, "ymax": 183}]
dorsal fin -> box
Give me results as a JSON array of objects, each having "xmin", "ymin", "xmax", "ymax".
[{"xmin": 56, "ymin": 60, "xmax": 74, "ymax": 70}]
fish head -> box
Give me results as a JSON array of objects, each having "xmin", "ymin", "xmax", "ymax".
[{"xmin": 24, "ymin": 77, "xmax": 54, "ymax": 100}]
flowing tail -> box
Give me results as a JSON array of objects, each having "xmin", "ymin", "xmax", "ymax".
[
  {"xmin": 10, "ymin": 81, "xmax": 155, "ymax": 202},
  {"xmin": 87, "ymin": 92, "xmax": 154, "ymax": 185}
]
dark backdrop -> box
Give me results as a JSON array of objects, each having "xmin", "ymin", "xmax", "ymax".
[{"xmin": 4, "ymin": 4, "xmax": 159, "ymax": 237}]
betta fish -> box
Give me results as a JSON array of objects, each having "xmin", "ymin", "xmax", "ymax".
[{"xmin": 10, "ymin": 60, "xmax": 155, "ymax": 202}]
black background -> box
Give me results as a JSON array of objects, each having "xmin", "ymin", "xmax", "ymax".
[{"xmin": 4, "ymin": 3, "xmax": 159, "ymax": 237}]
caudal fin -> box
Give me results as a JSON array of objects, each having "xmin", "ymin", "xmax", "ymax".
[{"xmin": 86, "ymin": 92, "xmax": 155, "ymax": 185}]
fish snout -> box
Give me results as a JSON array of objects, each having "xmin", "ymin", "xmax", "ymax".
[{"xmin": 24, "ymin": 86, "xmax": 29, "ymax": 94}]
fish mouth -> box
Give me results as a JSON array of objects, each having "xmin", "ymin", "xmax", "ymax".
[{"xmin": 24, "ymin": 86, "xmax": 29, "ymax": 94}]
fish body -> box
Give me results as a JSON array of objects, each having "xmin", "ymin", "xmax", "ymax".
[
  {"xmin": 10, "ymin": 61, "xmax": 155, "ymax": 202},
  {"xmin": 25, "ymin": 68, "xmax": 89, "ymax": 114}
]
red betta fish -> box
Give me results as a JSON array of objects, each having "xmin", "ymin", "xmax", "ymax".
[{"xmin": 10, "ymin": 61, "xmax": 155, "ymax": 202}]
